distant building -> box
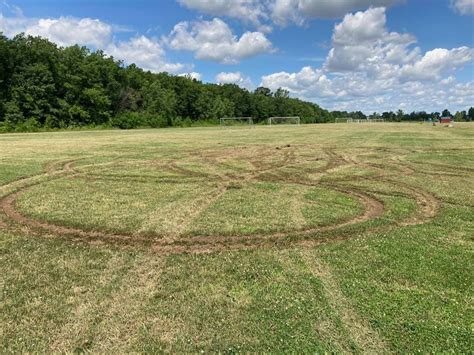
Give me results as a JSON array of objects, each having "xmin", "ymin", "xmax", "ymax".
[{"xmin": 440, "ymin": 117, "xmax": 453, "ymax": 124}]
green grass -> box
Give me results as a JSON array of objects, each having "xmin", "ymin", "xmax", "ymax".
[
  {"xmin": 1, "ymin": 123, "xmax": 473, "ymax": 352},
  {"xmin": 0, "ymin": 161, "xmax": 45, "ymax": 185},
  {"xmin": 17, "ymin": 177, "xmax": 217, "ymax": 236}
]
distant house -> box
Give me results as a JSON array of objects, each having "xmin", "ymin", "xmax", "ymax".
[{"xmin": 440, "ymin": 117, "xmax": 453, "ymax": 124}]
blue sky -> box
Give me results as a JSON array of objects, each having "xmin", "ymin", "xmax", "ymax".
[{"xmin": 1, "ymin": 0, "xmax": 473, "ymax": 113}]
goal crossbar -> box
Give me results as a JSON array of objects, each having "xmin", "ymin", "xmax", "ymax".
[
  {"xmin": 268, "ymin": 116, "xmax": 301, "ymax": 126},
  {"xmin": 335, "ymin": 117, "xmax": 353, "ymax": 123}
]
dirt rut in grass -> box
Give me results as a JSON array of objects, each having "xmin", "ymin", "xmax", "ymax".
[{"xmin": 0, "ymin": 147, "xmax": 442, "ymax": 254}]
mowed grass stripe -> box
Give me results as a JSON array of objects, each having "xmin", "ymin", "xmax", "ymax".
[{"xmin": 299, "ymin": 249, "xmax": 389, "ymax": 353}]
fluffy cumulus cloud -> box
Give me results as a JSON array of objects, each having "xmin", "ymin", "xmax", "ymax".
[
  {"xmin": 261, "ymin": 7, "xmax": 474, "ymax": 112},
  {"xmin": 166, "ymin": 18, "xmax": 273, "ymax": 64},
  {"xmin": 325, "ymin": 7, "xmax": 420, "ymax": 74},
  {"xmin": 271, "ymin": 0, "xmax": 402, "ymax": 26},
  {"xmin": 0, "ymin": 10, "xmax": 185, "ymax": 74},
  {"xmin": 177, "ymin": 0, "xmax": 402, "ymax": 27},
  {"xmin": 0, "ymin": 14, "xmax": 113, "ymax": 47},
  {"xmin": 216, "ymin": 71, "xmax": 254, "ymax": 90},
  {"xmin": 106, "ymin": 36, "xmax": 185, "ymax": 73},
  {"xmin": 451, "ymin": 0, "xmax": 474, "ymax": 15},
  {"xmin": 262, "ymin": 67, "xmax": 335, "ymax": 96},
  {"xmin": 177, "ymin": 0, "xmax": 266, "ymax": 26},
  {"xmin": 400, "ymin": 47, "xmax": 474, "ymax": 81}
]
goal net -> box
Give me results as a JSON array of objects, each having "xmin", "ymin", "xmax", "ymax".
[
  {"xmin": 268, "ymin": 116, "xmax": 301, "ymax": 126},
  {"xmin": 220, "ymin": 117, "xmax": 254, "ymax": 127},
  {"xmin": 350, "ymin": 119, "xmax": 369, "ymax": 124},
  {"xmin": 335, "ymin": 117, "xmax": 353, "ymax": 123}
]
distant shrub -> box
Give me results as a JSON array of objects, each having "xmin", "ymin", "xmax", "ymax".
[
  {"xmin": 170, "ymin": 117, "xmax": 219, "ymax": 128},
  {"xmin": 144, "ymin": 114, "xmax": 168, "ymax": 128},
  {"xmin": 171, "ymin": 117, "xmax": 192, "ymax": 127},
  {"xmin": 14, "ymin": 118, "xmax": 41, "ymax": 132},
  {"xmin": 192, "ymin": 118, "xmax": 219, "ymax": 127},
  {"xmin": 110, "ymin": 112, "xmax": 144, "ymax": 129},
  {"xmin": 45, "ymin": 115, "xmax": 65, "ymax": 129}
]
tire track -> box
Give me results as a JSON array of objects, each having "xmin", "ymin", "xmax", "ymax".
[
  {"xmin": 0, "ymin": 147, "xmax": 442, "ymax": 254},
  {"xmin": 1, "ymin": 181, "xmax": 384, "ymax": 253}
]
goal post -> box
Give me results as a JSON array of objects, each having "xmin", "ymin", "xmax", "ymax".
[
  {"xmin": 220, "ymin": 117, "xmax": 254, "ymax": 127},
  {"xmin": 268, "ymin": 116, "xmax": 301, "ymax": 126},
  {"xmin": 349, "ymin": 118, "xmax": 369, "ymax": 124},
  {"xmin": 335, "ymin": 117, "xmax": 353, "ymax": 123}
]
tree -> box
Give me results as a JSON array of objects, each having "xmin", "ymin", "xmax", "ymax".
[
  {"xmin": 442, "ymin": 109, "xmax": 452, "ymax": 117},
  {"xmin": 468, "ymin": 107, "xmax": 474, "ymax": 122},
  {"xmin": 144, "ymin": 81, "xmax": 177, "ymax": 119},
  {"xmin": 370, "ymin": 112, "xmax": 381, "ymax": 120},
  {"xmin": 193, "ymin": 86, "xmax": 213, "ymax": 119},
  {"xmin": 82, "ymin": 86, "xmax": 111, "ymax": 124},
  {"xmin": 274, "ymin": 88, "xmax": 290, "ymax": 99},
  {"xmin": 211, "ymin": 96, "xmax": 234, "ymax": 119},
  {"xmin": 396, "ymin": 109, "xmax": 404, "ymax": 122},
  {"xmin": 381, "ymin": 112, "xmax": 394, "ymax": 121},
  {"xmin": 0, "ymin": 33, "xmax": 334, "ymax": 131},
  {"xmin": 0, "ymin": 34, "xmax": 13, "ymax": 118},
  {"xmin": 454, "ymin": 111, "xmax": 466, "ymax": 122},
  {"xmin": 251, "ymin": 93, "xmax": 273, "ymax": 120},
  {"xmin": 352, "ymin": 111, "xmax": 367, "ymax": 120},
  {"xmin": 254, "ymin": 87, "xmax": 272, "ymax": 97},
  {"xmin": 3, "ymin": 101, "xmax": 24, "ymax": 127}
]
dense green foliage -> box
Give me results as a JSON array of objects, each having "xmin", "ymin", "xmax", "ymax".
[
  {"xmin": 1, "ymin": 33, "xmax": 472, "ymax": 132},
  {"xmin": 0, "ymin": 34, "xmax": 332, "ymax": 132}
]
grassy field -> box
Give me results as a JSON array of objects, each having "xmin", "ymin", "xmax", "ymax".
[{"xmin": 1, "ymin": 123, "xmax": 473, "ymax": 352}]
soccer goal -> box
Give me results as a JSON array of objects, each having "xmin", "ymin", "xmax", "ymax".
[
  {"xmin": 351, "ymin": 119, "xmax": 368, "ymax": 124},
  {"xmin": 220, "ymin": 117, "xmax": 254, "ymax": 127},
  {"xmin": 335, "ymin": 117, "xmax": 353, "ymax": 123},
  {"xmin": 268, "ymin": 116, "xmax": 301, "ymax": 126}
]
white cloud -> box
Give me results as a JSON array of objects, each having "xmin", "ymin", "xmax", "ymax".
[
  {"xmin": 106, "ymin": 36, "xmax": 185, "ymax": 74},
  {"xmin": 166, "ymin": 18, "xmax": 273, "ymax": 64},
  {"xmin": 177, "ymin": 0, "xmax": 266, "ymax": 25},
  {"xmin": 176, "ymin": 0, "xmax": 403, "ymax": 27},
  {"xmin": 179, "ymin": 72, "xmax": 202, "ymax": 80},
  {"xmin": 261, "ymin": 7, "xmax": 474, "ymax": 113},
  {"xmin": 216, "ymin": 71, "xmax": 254, "ymax": 90},
  {"xmin": 400, "ymin": 47, "xmax": 474, "ymax": 81},
  {"xmin": 0, "ymin": 14, "xmax": 113, "ymax": 47},
  {"xmin": 451, "ymin": 0, "xmax": 474, "ymax": 15},
  {"xmin": 262, "ymin": 67, "xmax": 332, "ymax": 95},
  {"xmin": 268, "ymin": 71, "xmax": 474, "ymax": 114},
  {"xmin": 0, "ymin": 11, "xmax": 186, "ymax": 74},
  {"xmin": 325, "ymin": 7, "xmax": 419, "ymax": 75},
  {"xmin": 331, "ymin": 6, "xmax": 388, "ymax": 45},
  {"xmin": 297, "ymin": 0, "xmax": 402, "ymax": 17},
  {"xmin": 324, "ymin": 7, "xmax": 473, "ymax": 81}
]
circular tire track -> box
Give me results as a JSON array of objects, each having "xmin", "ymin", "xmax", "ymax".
[{"xmin": 0, "ymin": 147, "xmax": 443, "ymax": 254}]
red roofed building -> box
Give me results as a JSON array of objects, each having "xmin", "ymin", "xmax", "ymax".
[{"xmin": 440, "ymin": 117, "xmax": 453, "ymax": 124}]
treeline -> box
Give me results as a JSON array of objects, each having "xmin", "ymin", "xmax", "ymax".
[
  {"xmin": 0, "ymin": 34, "xmax": 332, "ymax": 132},
  {"xmin": 333, "ymin": 108, "xmax": 474, "ymax": 122}
]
